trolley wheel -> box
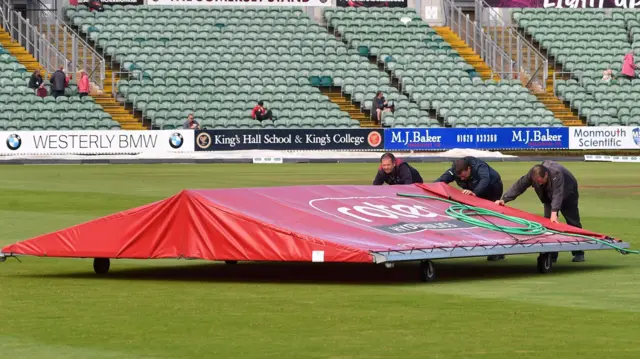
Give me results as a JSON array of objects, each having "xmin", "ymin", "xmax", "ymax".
[
  {"xmin": 93, "ymin": 258, "xmax": 110, "ymax": 275},
  {"xmin": 537, "ymin": 253, "xmax": 553, "ymax": 274},
  {"xmin": 420, "ymin": 260, "xmax": 436, "ymax": 282},
  {"xmin": 225, "ymin": 260, "xmax": 238, "ymax": 265}
]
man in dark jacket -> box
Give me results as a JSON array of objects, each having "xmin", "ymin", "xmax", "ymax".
[
  {"xmin": 435, "ymin": 156, "xmax": 505, "ymax": 261},
  {"xmin": 434, "ymin": 157, "xmax": 503, "ymax": 201},
  {"xmin": 496, "ymin": 160, "xmax": 585, "ymax": 262},
  {"xmin": 49, "ymin": 67, "xmax": 67, "ymax": 98},
  {"xmin": 373, "ymin": 153, "xmax": 423, "ymax": 185}
]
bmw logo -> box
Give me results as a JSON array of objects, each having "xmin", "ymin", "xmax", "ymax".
[
  {"xmin": 6, "ymin": 134, "xmax": 21, "ymax": 151},
  {"xmin": 169, "ymin": 132, "xmax": 183, "ymax": 149},
  {"xmin": 632, "ymin": 128, "xmax": 640, "ymax": 147}
]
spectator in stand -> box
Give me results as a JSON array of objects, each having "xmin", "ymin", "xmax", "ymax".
[
  {"xmin": 621, "ymin": 51, "xmax": 637, "ymax": 80},
  {"xmin": 602, "ymin": 69, "xmax": 613, "ymax": 82},
  {"xmin": 372, "ymin": 91, "xmax": 393, "ymax": 124},
  {"xmin": 86, "ymin": 0, "xmax": 104, "ymax": 12},
  {"xmin": 78, "ymin": 69, "xmax": 89, "ymax": 98},
  {"xmin": 28, "ymin": 69, "xmax": 43, "ymax": 89},
  {"xmin": 36, "ymin": 83, "xmax": 47, "ymax": 98},
  {"xmin": 183, "ymin": 113, "xmax": 200, "ymax": 129},
  {"xmin": 49, "ymin": 67, "xmax": 68, "ymax": 98},
  {"xmin": 251, "ymin": 101, "xmax": 274, "ymax": 122}
]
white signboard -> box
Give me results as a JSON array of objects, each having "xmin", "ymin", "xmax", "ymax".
[
  {"xmin": 0, "ymin": 130, "xmax": 194, "ymax": 155},
  {"xmin": 147, "ymin": 0, "xmax": 331, "ymax": 7},
  {"xmin": 568, "ymin": 126, "xmax": 640, "ymax": 150},
  {"xmin": 585, "ymin": 155, "xmax": 640, "ymax": 163}
]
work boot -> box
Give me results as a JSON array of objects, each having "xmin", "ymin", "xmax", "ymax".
[
  {"xmin": 572, "ymin": 253, "xmax": 585, "ymax": 262},
  {"xmin": 487, "ymin": 255, "xmax": 505, "ymax": 261}
]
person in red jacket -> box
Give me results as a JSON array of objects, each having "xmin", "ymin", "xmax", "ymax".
[{"xmin": 251, "ymin": 101, "xmax": 274, "ymax": 122}]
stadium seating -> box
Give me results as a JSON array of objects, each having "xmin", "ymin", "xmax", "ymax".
[
  {"xmin": 61, "ymin": 5, "xmax": 570, "ymax": 129},
  {"xmin": 513, "ymin": 8, "xmax": 640, "ymax": 126},
  {"xmin": 0, "ymin": 43, "xmax": 120, "ymax": 131},
  {"xmin": 66, "ymin": 5, "xmax": 384, "ymax": 129},
  {"xmin": 326, "ymin": 7, "xmax": 562, "ymax": 127}
]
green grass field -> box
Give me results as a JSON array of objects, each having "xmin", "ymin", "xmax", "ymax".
[{"xmin": 1, "ymin": 162, "xmax": 639, "ymax": 359}]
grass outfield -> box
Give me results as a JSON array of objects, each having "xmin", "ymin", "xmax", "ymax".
[{"xmin": 1, "ymin": 162, "xmax": 639, "ymax": 359}]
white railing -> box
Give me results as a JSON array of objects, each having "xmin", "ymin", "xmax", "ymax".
[
  {"xmin": 443, "ymin": 0, "xmax": 515, "ymax": 80},
  {"xmin": 0, "ymin": 2, "xmax": 69, "ymax": 76},
  {"xmin": 31, "ymin": 1, "xmax": 105, "ymax": 88},
  {"xmin": 474, "ymin": 0, "xmax": 548, "ymax": 89}
]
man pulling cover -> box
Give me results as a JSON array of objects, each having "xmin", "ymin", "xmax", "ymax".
[
  {"xmin": 434, "ymin": 156, "xmax": 506, "ymax": 261},
  {"xmin": 496, "ymin": 160, "xmax": 585, "ymax": 263},
  {"xmin": 373, "ymin": 153, "xmax": 424, "ymax": 186}
]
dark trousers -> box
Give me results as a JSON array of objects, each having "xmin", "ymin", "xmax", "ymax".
[
  {"xmin": 79, "ymin": 92, "xmax": 88, "ymax": 98},
  {"xmin": 256, "ymin": 110, "xmax": 273, "ymax": 122},
  {"xmin": 52, "ymin": 90, "xmax": 64, "ymax": 98},
  {"xmin": 478, "ymin": 181, "xmax": 504, "ymax": 202},
  {"xmin": 543, "ymin": 192, "xmax": 584, "ymax": 257}
]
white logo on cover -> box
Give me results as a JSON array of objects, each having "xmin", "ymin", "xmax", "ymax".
[{"xmin": 309, "ymin": 196, "xmax": 443, "ymax": 224}]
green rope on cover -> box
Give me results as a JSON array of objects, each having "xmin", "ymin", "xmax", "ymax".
[{"xmin": 396, "ymin": 192, "xmax": 639, "ymax": 255}]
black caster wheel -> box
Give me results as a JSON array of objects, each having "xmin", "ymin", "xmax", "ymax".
[
  {"xmin": 537, "ymin": 253, "xmax": 553, "ymax": 274},
  {"xmin": 420, "ymin": 260, "xmax": 436, "ymax": 282},
  {"xmin": 93, "ymin": 258, "xmax": 110, "ymax": 275},
  {"xmin": 225, "ymin": 260, "xmax": 238, "ymax": 265}
]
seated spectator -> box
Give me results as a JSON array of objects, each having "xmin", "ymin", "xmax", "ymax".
[
  {"xmin": 251, "ymin": 101, "xmax": 274, "ymax": 122},
  {"xmin": 86, "ymin": 0, "xmax": 104, "ymax": 12},
  {"xmin": 36, "ymin": 83, "xmax": 47, "ymax": 98},
  {"xmin": 372, "ymin": 91, "xmax": 393, "ymax": 124},
  {"xmin": 183, "ymin": 113, "xmax": 200, "ymax": 129},
  {"xmin": 49, "ymin": 67, "xmax": 69, "ymax": 98},
  {"xmin": 621, "ymin": 51, "xmax": 637, "ymax": 79},
  {"xmin": 602, "ymin": 69, "xmax": 613, "ymax": 82},
  {"xmin": 28, "ymin": 69, "xmax": 42, "ymax": 89},
  {"xmin": 78, "ymin": 69, "xmax": 89, "ymax": 98}
]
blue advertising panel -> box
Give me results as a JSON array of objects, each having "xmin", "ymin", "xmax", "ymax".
[{"xmin": 383, "ymin": 127, "xmax": 569, "ymax": 151}]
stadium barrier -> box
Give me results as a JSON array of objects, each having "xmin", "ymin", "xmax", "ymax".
[
  {"xmin": 3, "ymin": 126, "xmax": 640, "ymax": 155},
  {"xmin": 0, "ymin": 130, "xmax": 194, "ymax": 156},
  {"xmin": 194, "ymin": 129, "xmax": 385, "ymax": 151},
  {"xmin": 147, "ymin": 0, "xmax": 331, "ymax": 7},
  {"xmin": 568, "ymin": 126, "xmax": 640, "ymax": 150},
  {"xmin": 384, "ymin": 127, "xmax": 568, "ymax": 151}
]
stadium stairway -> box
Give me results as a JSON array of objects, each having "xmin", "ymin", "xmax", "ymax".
[
  {"xmin": 0, "ymin": 29, "xmax": 46, "ymax": 76},
  {"xmin": 323, "ymin": 89, "xmax": 376, "ymax": 128},
  {"xmin": 47, "ymin": 26, "xmax": 145, "ymax": 130},
  {"xmin": 534, "ymin": 66, "xmax": 583, "ymax": 126},
  {"xmin": 93, "ymin": 64, "xmax": 145, "ymax": 130},
  {"xmin": 512, "ymin": 30, "xmax": 583, "ymax": 126},
  {"xmin": 432, "ymin": 27, "xmax": 496, "ymax": 81}
]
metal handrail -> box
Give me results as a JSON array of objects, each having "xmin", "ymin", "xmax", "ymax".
[
  {"xmin": 474, "ymin": 0, "xmax": 548, "ymax": 89},
  {"xmin": 32, "ymin": 2, "xmax": 105, "ymax": 89},
  {"xmin": 112, "ymin": 70, "xmax": 145, "ymax": 117},
  {"xmin": 552, "ymin": 71, "xmax": 576, "ymax": 97},
  {"xmin": 0, "ymin": 3, "xmax": 69, "ymax": 76},
  {"xmin": 442, "ymin": 0, "xmax": 514, "ymax": 80}
]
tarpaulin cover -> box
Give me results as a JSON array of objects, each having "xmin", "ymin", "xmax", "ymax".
[{"xmin": 1, "ymin": 184, "xmax": 617, "ymax": 263}]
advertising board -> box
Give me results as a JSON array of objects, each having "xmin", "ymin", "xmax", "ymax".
[
  {"xmin": 384, "ymin": 127, "xmax": 568, "ymax": 151},
  {"xmin": 194, "ymin": 129, "xmax": 384, "ymax": 151},
  {"xmin": 568, "ymin": 126, "xmax": 640, "ymax": 150},
  {"xmin": 1, "ymin": 130, "xmax": 194, "ymax": 155},
  {"xmin": 147, "ymin": 0, "xmax": 331, "ymax": 7}
]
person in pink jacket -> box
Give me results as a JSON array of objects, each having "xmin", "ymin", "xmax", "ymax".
[
  {"xmin": 621, "ymin": 51, "xmax": 637, "ymax": 79},
  {"xmin": 78, "ymin": 70, "xmax": 90, "ymax": 98}
]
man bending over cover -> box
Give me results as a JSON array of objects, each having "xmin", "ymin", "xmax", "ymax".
[
  {"xmin": 435, "ymin": 156, "xmax": 505, "ymax": 261},
  {"xmin": 373, "ymin": 153, "xmax": 424, "ymax": 185},
  {"xmin": 496, "ymin": 160, "xmax": 585, "ymax": 263}
]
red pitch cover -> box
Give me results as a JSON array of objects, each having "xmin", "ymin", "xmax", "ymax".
[{"xmin": 0, "ymin": 184, "xmax": 615, "ymax": 263}]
